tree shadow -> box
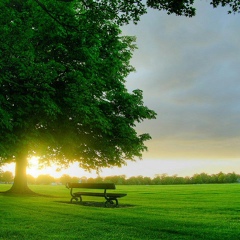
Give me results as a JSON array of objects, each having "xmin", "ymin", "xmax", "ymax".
[
  {"xmin": 0, "ymin": 190, "xmax": 38, "ymax": 196},
  {"xmin": 0, "ymin": 191, "xmax": 60, "ymax": 198}
]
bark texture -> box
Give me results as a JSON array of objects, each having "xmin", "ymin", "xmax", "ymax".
[{"xmin": 7, "ymin": 152, "xmax": 33, "ymax": 194}]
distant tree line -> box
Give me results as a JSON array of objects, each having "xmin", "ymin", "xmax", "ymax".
[{"xmin": 0, "ymin": 170, "xmax": 239, "ymax": 185}]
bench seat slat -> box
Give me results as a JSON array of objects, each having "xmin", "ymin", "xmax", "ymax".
[
  {"xmin": 73, "ymin": 192, "xmax": 127, "ymax": 198},
  {"xmin": 67, "ymin": 183, "xmax": 115, "ymax": 189}
]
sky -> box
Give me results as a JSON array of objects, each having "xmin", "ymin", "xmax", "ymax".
[
  {"xmin": 117, "ymin": 1, "xmax": 240, "ymax": 176},
  {"xmin": 2, "ymin": 2, "xmax": 240, "ymax": 178}
]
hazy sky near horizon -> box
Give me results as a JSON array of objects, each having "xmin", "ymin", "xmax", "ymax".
[{"xmin": 121, "ymin": 2, "xmax": 240, "ymax": 162}]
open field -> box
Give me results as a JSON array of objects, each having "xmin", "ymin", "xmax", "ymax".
[{"xmin": 1, "ymin": 184, "xmax": 240, "ymax": 239}]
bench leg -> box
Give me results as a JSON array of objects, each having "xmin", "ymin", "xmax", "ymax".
[
  {"xmin": 71, "ymin": 195, "xmax": 82, "ymax": 203},
  {"xmin": 105, "ymin": 198, "xmax": 118, "ymax": 207}
]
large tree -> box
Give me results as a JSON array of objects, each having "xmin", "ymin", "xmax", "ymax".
[
  {"xmin": 0, "ymin": 0, "xmax": 155, "ymax": 193},
  {"xmin": 1, "ymin": 0, "xmax": 238, "ymax": 194}
]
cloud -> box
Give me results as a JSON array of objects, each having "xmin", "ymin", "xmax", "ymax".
[{"xmin": 122, "ymin": 1, "xmax": 240, "ymax": 159}]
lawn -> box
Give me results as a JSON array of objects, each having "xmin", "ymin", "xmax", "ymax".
[{"xmin": 1, "ymin": 184, "xmax": 240, "ymax": 239}]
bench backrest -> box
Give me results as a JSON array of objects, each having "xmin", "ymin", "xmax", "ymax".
[{"xmin": 66, "ymin": 182, "xmax": 116, "ymax": 190}]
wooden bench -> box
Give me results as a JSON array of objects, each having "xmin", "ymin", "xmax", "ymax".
[{"xmin": 66, "ymin": 182, "xmax": 127, "ymax": 207}]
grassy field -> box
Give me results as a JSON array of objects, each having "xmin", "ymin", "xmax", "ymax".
[{"xmin": 1, "ymin": 184, "xmax": 240, "ymax": 240}]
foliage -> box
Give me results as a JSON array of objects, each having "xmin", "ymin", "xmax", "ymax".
[
  {"xmin": 146, "ymin": 0, "xmax": 240, "ymax": 17},
  {"xmin": 48, "ymin": 0, "xmax": 240, "ymax": 18},
  {"xmin": 4, "ymin": 171, "xmax": 237, "ymax": 185},
  {"xmin": 210, "ymin": 0, "xmax": 240, "ymax": 14},
  {"xmin": 0, "ymin": 0, "xmax": 156, "ymax": 173},
  {"xmin": 35, "ymin": 174, "xmax": 55, "ymax": 185},
  {"xmin": 0, "ymin": 171, "xmax": 14, "ymax": 183},
  {"xmin": 59, "ymin": 174, "xmax": 72, "ymax": 184},
  {"xmin": 146, "ymin": 0, "xmax": 196, "ymax": 17},
  {"xmin": 1, "ymin": 184, "xmax": 240, "ymax": 239},
  {"xmin": 81, "ymin": 172, "xmax": 239, "ymax": 185}
]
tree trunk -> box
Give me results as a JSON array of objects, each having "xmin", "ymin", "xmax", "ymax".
[{"xmin": 7, "ymin": 151, "xmax": 33, "ymax": 194}]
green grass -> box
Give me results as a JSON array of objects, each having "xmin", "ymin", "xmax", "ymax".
[{"xmin": 1, "ymin": 184, "xmax": 240, "ymax": 239}]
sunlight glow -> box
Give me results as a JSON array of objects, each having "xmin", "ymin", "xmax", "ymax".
[
  {"xmin": 26, "ymin": 157, "xmax": 97, "ymax": 178},
  {"xmin": 2, "ymin": 157, "xmax": 240, "ymax": 179}
]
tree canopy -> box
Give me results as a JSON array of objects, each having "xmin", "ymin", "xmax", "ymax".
[{"xmin": 0, "ymin": 0, "xmax": 156, "ymax": 169}]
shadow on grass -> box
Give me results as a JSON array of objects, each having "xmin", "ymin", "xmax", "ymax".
[
  {"xmin": 0, "ymin": 191, "xmax": 61, "ymax": 198},
  {"xmin": 55, "ymin": 200, "xmax": 136, "ymax": 208}
]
